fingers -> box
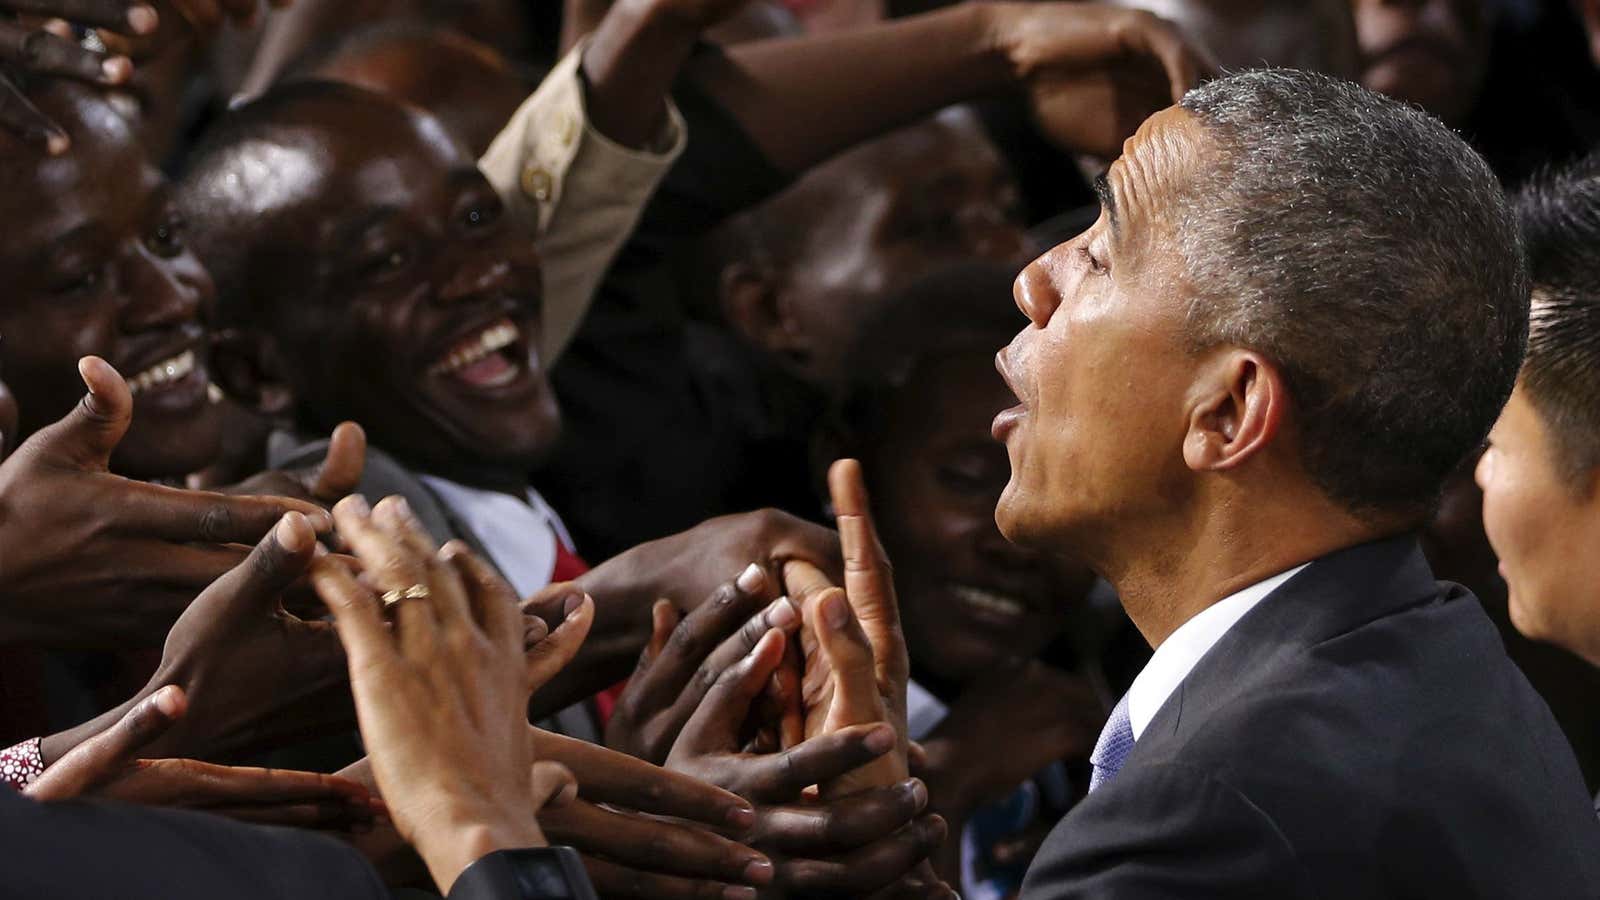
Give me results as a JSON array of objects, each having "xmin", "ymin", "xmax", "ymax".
[
  {"xmin": 525, "ymin": 592, "xmax": 593, "ymax": 693},
  {"xmin": 107, "ymin": 759, "xmax": 373, "ymax": 809},
  {"xmin": 311, "ymin": 552, "xmax": 398, "ymax": 684},
  {"xmin": 121, "ymin": 480, "xmax": 333, "ymax": 545},
  {"xmin": 2, "ymin": 0, "xmax": 159, "ymax": 33},
  {"xmin": 440, "ymin": 539, "xmax": 521, "ymax": 646},
  {"xmin": 532, "ymin": 729, "xmax": 754, "ymax": 830},
  {"xmin": 530, "ymin": 760, "xmax": 577, "ymax": 813},
  {"xmin": 673, "ymin": 628, "xmax": 786, "ymax": 758},
  {"xmin": 717, "ymin": 723, "xmax": 897, "ymax": 804},
  {"xmin": 751, "ymin": 778, "xmax": 926, "ymax": 854},
  {"xmin": 542, "ymin": 800, "xmax": 772, "ymax": 888},
  {"xmin": 827, "ymin": 459, "xmax": 907, "ymax": 688},
  {"xmin": 636, "ymin": 566, "xmax": 775, "ymax": 717},
  {"xmin": 24, "ymin": 356, "xmax": 131, "ymax": 469},
  {"xmin": 811, "ymin": 589, "xmax": 882, "ymax": 726},
  {"xmin": 193, "ymin": 510, "xmax": 319, "ymax": 620},
  {"xmin": 777, "ymin": 815, "xmax": 947, "ymax": 896},
  {"xmin": 658, "ymin": 594, "xmax": 802, "ymax": 750},
  {"xmin": 582, "ymin": 855, "xmax": 754, "ymax": 900},
  {"xmin": 0, "ymin": 72, "xmax": 66, "ymax": 153},
  {"xmin": 1115, "ymin": 9, "xmax": 1213, "ymax": 102},
  {"xmin": 332, "ymin": 495, "xmax": 438, "ymax": 655},
  {"xmin": 645, "ymin": 599, "xmax": 679, "ymax": 666},
  {"xmin": 0, "ymin": 21, "xmax": 131, "ymax": 84},
  {"xmin": 24, "ymin": 685, "xmax": 186, "ymax": 801},
  {"xmin": 309, "ymin": 422, "xmax": 365, "ymax": 502}
]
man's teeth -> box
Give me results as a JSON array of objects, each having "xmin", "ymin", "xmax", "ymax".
[
  {"xmin": 951, "ymin": 586, "xmax": 1028, "ymax": 618},
  {"xmin": 128, "ymin": 350, "xmax": 195, "ymax": 396},
  {"xmin": 428, "ymin": 321, "xmax": 521, "ymax": 376}
]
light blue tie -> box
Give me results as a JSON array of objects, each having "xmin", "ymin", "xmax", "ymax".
[{"xmin": 1088, "ymin": 694, "xmax": 1134, "ymax": 792}]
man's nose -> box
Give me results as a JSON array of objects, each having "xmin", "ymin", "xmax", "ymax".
[
  {"xmin": 120, "ymin": 250, "xmax": 202, "ymax": 333},
  {"xmin": 1013, "ymin": 258, "xmax": 1060, "ymax": 327}
]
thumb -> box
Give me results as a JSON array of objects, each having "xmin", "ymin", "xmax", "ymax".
[
  {"xmin": 27, "ymin": 356, "xmax": 132, "ymax": 471},
  {"xmin": 25, "ymin": 685, "xmax": 186, "ymax": 801},
  {"xmin": 674, "ymin": 628, "xmax": 786, "ymax": 756},
  {"xmin": 309, "ymin": 422, "xmax": 366, "ymax": 502},
  {"xmin": 199, "ymin": 510, "xmax": 319, "ymax": 617}
]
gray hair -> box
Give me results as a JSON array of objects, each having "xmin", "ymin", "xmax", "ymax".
[{"xmin": 1176, "ymin": 69, "xmax": 1527, "ymax": 520}]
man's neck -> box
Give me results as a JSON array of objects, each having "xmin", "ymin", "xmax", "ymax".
[
  {"xmin": 1098, "ymin": 491, "xmax": 1391, "ymax": 649},
  {"xmin": 414, "ymin": 456, "xmax": 530, "ymax": 500}
]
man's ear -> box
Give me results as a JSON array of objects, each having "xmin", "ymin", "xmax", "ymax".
[
  {"xmin": 1182, "ymin": 350, "xmax": 1287, "ymax": 473},
  {"xmin": 210, "ymin": 327, "xmax": 296, "ymax": 418},
  {"xmin": 719, "ymin": 262, "xmax": 810, "ymax": 364}
]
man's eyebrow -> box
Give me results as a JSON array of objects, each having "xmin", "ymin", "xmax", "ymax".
[{"xmin": 1093, "ymin": 173, "xmax": 1119, "ymax": 232}]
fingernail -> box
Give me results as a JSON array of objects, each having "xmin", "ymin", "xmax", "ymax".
[
  {"xmin": 127, "ymin": 4, "xmax": 158, "ymax": 33},
  {"xmin": 725, "ymin": 804, "xmax": 755, "ymax": 830},
  {"xmin": 822, "ymin": 591, "xmax": 849, "ymax": 630},
  {"xmin": 865, "ymin": 724, "xmax": 895, "ymax": 755},
  {"xmin": 906, "ymin": 778, "xmax": 928, "ymax": 810},
  {"xmin": 152, "ymin": 684, "xmax": 183, "ymax": 717},
  {"xmin": 389, "ymin": 495, "xmax": 412, "ymax": 521},
  {"xmin": 100, "ymin": 56, "xmax": 132, "ymax": 84},
  {"xmin": 741, "ymin": 859, "xmax": 775, "ymax": 885},
  {"xmin": 44, "ymin": 130, "xmax": 69, "ymax": 156},
  {"xmin": 307, "ymin": 509, "xmax": 334, "ymax": 531},
  {"xmin": 722, "ymin": 888, "xmax": 757, "ymax": 900},
  {"xmin": 766, "ymin": 596, "xmax": 798, "ymax": 630},
  {"xmin": 341, "ymin": 494, "xmax": 370, "ymax": 516},
  {"xmin": 565, "ymin": 594, "xmax": 588, "ymax": 621},
  {"xmin": 277, "ymin": 512, "xmax": 312, "ymax": 552},
  {"xmin": 736, "ymin": 563, "xmax": 765, "ymax": 595}
]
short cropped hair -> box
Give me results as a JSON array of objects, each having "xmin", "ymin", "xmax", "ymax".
[
  {"xmin": 1176, "ymin": 69, "xmax": 1527, "ymax": 521},
  {"xmin": 1513, "ymin": 153, "xmax": 1600, "ymax": 492}
]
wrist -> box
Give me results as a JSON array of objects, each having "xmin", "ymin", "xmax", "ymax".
[
  {"xmin": 418, "ymin": 810, "xmax": 548, "ymax": 894},
  {"xmin": 965, "ymin": 2, "xmax": 1025, "ymax": 90}
]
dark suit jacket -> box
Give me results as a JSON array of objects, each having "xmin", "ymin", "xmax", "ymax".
[
  {"xmin": 0, "ymin": 786, "xmax": 388, "ymax": 899},
  {"xmin": 1021, "ymin": 536, "xmax": 1600, "ymax": 898}
]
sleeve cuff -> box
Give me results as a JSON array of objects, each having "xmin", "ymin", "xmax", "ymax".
[{"xmin": 0, "ymin": 737, "xmax": 45, "ymax": 791}]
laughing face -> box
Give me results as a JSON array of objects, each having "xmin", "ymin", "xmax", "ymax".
[
  {"xmin": 200, "ymin": 88, "xmax": 557, "ymax": 476},
  {"xmin": 861, "ymin": 345, "xmax": 1093, "ymax": 684},
  {"xmin": 0, "ymin": 84, "xmax": 221, "ymax": 479}
]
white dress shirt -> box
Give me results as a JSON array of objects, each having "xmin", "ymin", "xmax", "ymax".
[
  {"xmin": 417, "ymin": 475, "xmax": 576, "ymax": 599},
  {"xmin": 1125, "ymin": 564, "xmax": 1310, "ymax": 739}
]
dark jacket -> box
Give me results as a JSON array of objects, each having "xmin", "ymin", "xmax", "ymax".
[{"xmin": 1021, "ymin": 536, "xmax": 1600, "ymax": 899}]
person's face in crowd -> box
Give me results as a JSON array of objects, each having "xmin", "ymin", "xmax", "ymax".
[
  {"xmin": 0, "ymin": 86, "xmax": 221, "ymax": 480},
  {"xmin": 234, "ymin": 94, "xmax": 557, "ymax": 476},
  {"xmin": 1475, "ymin": 386, "xmax": 1600, "ymax": 665},
  {"xmin": 1352, "ymin": 0, "xmax": 1490, "ymax": 126},
  {"xmin": 724, "ymin": 112, "xmax": 1027, "ymax": 387},
  {"xmin": 994, "ymin": 106, "xmax": 1204, "ymax": 553},
  {"xmin": 861, "ymin": 345, "xmax": 1093, "ymax": 685}
]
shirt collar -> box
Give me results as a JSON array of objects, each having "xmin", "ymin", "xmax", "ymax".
[{"xmin": 1125, "ymin": 563, "xmax": 1310, "ymax": 739}]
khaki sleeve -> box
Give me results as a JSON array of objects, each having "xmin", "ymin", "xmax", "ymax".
[{"xmin": 479, "ymin": 39, "xmax": 688, "ymax": 363}]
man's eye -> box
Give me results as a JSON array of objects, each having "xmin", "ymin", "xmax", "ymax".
[
  {"xmin": 54, "ymin": 266, "xmax": 104, "ymax": 295},
  {"xmin": 1079, "ymin": 244, "xmax": 1107, "ymax": 275},
  {"xmin": 462, "ymin": 203, "xmax": 501, "ymax": 230},
  {"xmin": 147, "ymin": 220, "xmax": 186, "ymax": 258}
]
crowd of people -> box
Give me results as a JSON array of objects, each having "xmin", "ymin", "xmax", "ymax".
[{"xmin": 0, "ymin": 0, "xmax": 1598, "ymax": 897}]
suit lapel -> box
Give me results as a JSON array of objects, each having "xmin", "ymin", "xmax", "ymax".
[{"xmin": 1134, "ymin": 535, "xmax": 1442, "ymax": 752}]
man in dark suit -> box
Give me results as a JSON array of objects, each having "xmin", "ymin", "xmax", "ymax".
[{"xmin": 993, "ymin": 69, "xmax": 1600, "ymax": 896}]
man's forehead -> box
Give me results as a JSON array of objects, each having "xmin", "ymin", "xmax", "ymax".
[{"xmin": 1104, "ymin": 106, "xmax": 1210, "ymax": 236}]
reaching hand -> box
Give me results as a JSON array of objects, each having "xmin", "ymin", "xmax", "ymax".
[
  {"xmin": 312, "ymin": 494, "xmax": 582, "ymax": 894},
  {"xmin": 0, "ymin": 357, "xmax": 332, "ymax": 648},
  {"xmin": 0, "ymin": 0, "xmax": 156, "ymax": 152},
  {"xmin": 27, "ymin": 683, "xmax": 376, "ymax": 830},
  {"xmin": 782, "ymin": 460, "xmax": 910, "ymax": 797},
  {"xmin": 985, "ymin": 1, "xmax": 1217, "ymax": 160},
  {"xmin": 605, "ymin": 563, "xmax": 799, "ymax": 764}
]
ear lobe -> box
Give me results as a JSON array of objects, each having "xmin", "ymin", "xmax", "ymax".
[
  {"xmin": 210, "ymin": 329, "xmax": 296, "ymax": 417},
  {"xmin": 1182, "ymin": 352, "xmax": 1284, "ymax": 473},
  {"xmin": 719, "ymin": 263, "xmax": 810, "ymax": 362}
]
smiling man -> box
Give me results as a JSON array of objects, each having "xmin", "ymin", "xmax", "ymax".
[{"xmin": 997, "ymin": 70, "xmax": 1600, "ymax": 897}]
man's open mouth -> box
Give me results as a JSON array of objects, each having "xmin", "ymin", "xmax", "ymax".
[
  {"xmin": 127, "ymin": 348, "xmax": 200, "ymax": 397},
  {"xmin": 426, "ymin": 317, "xmax": 530, "ymax": 390}
]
